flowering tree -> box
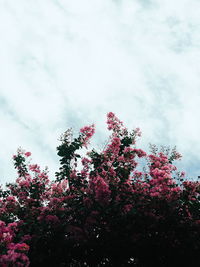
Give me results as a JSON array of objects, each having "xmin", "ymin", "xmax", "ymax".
[{"xmin": 0, "ymin": 112, "xmax": 200, "ymax": 266}]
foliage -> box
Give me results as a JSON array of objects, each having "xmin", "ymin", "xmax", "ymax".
[{"xmin": 0, "ymin": 112, "xmax": 200, "ymax": 266}]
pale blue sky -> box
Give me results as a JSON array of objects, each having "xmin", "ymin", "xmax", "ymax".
[{"xmin": 0, "ymin": 0, "xmax": 200, "ymax": 183}]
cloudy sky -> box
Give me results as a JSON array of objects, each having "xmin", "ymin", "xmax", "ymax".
[{"xmin": 0, "ymin": 0, "xmax": 200, "ymax": 184}]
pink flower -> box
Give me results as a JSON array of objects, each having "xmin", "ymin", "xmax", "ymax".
[
  {"xmin": 25, "ymin": 152, "xmax": 31, "ymax": 157},
  {"xmin": 132, "ymin": 148, "xmax": 146, "ymax": 158},
  {"xmin": 8, "ymin": 243, "xmax": 29, "ymax": 252},
  {"xmin": 106, "ymin": 112, "xmax": 127, "ymax": 135},
  {"xmin": 133, "ymin": 170, "xmax": 143, "ymax": 178},
  {"xmin": 90, "ymin": 176, "xmax": 111, "ymax": 205},
  {"xmin": 19, "ymin": 180, "xmax": 30, "ymax": 188},
  {"xmin": 29, "ymin": 164, "xmax": 40, "ymax": 173},
  {"xmin": 80, "ymin": 124, "xmax": 95, "ymax": 147},
  {"xmin": 105, "ymin": 136, "xmax": 121, "ymax": 156}
]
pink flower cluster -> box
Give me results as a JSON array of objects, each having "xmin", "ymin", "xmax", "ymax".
[
  {"xmin": 25, "ymin": 152, "xmax": 31, "ymax": 157},
  {"xmin": 148, "ymin": 152, "xmax": 181, "ymax": 199},
  {"xmin": 80, "ymin": 124, "xmax": 95, "ymax": 148},
  {"xmin": 124, "ymin": 147, "xmax": 147, "ymax": 158},
  {"xmin": 89, "ymin": 176, "xmax": 111, "ymax": 205},
  {"xmin": 182, "ymin": 180, "xmax": 200, "ymax": 201},
  {"xmin": 106, "ymin": 112, "xmax": 128, "ymax": 136},
  {"xmin": 105, "ymin": 136, "xmax": 121, "ymax": 158},
  {"xmin": 0, "ymin": 221, "xmax": 29, "ymax": 267}
]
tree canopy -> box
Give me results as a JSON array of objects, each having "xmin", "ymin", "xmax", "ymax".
[{"xmin": 1, "ymin": 112, "xmax": 200, "ymax": 266}]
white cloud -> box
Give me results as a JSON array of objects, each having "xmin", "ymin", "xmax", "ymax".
[{"xmin": 0, "ymin": 0, "xmax": 200, "ymax": 183}]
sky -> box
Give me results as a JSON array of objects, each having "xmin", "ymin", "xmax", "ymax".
[{"xmin": 0, "ymin": 0, "xmax": 200, "ymax": 184}]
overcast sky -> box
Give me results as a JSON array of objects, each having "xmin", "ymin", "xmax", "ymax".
[{"xmin": 0, "ymin": 0, "xmax": 200, "ymax": 184}]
